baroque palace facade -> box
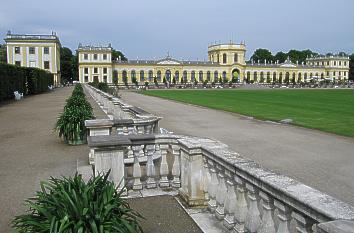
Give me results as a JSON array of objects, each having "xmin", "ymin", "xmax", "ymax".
[
  {"xmin": 78, "ymin": 42, "xmax": 350, "ymax": 85},
  {"xmin": 5, "ymin": 31, "xmax": 61, "ymax": 85}
]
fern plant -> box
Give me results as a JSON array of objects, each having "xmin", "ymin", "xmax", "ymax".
[{"xmin": 12, "ymin": 172, "xmax": 143, "ymax": 233}]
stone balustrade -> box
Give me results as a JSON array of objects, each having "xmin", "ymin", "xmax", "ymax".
[
  {"xmin": 88, "ymin": 134, "xmax": 181, "ymax": 191},
  {"xmin": 87, "ymin": 133, "xmax": 354, "ymax": 233}
]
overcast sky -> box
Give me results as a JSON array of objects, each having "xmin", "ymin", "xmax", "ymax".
[{"xmin": 1, "ymin": 0, "xmax": 353, "ymax": 60}]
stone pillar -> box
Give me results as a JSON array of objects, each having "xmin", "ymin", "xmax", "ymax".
[
  {"xmin": 274, "ymin": 200, "xmax": 292, "ymax": 233},
  {"xmin": 292, "ymin": 212, "xmax": 314, "ymax": 233},
  {"xmin": 208, "ymin": 161, "xmax": 218, "ymax": 212},
  {"xmin": 145, "ymin": 144, "xmax": 156, "ymax": 189},
  {"xmin": 258, "ymin": 191, "xmax": 276, "ymax": 233},
  {"xmin": 233, "ymin": 176, "xmax": 248, "ymax": 233},
  {"xmin": 245, "ymin": 183, "xmax": 261, "ymax": 233},
  {"xmin": 179, "ymin": 142, "xmax": 206, "ymax": 207},
  {"xmin": 159, "ymin": 144, "xmax": 170, "ymax": 187},
  {"xmin": 223, "ymin": 171, "xmax": 237, "ymax": 230},
  {"xmin": 94, "ymin": 148, "xmax": 125, "ymax": 191},
  {"xmin": 132, "ymin": 145, "xmax": 143, "ymax": 190},
  {"xmin": 215, "ymin": 165, "xmax": 227, "ymax": 220},
  {"xmin": 171, "ymin": 144, "xmax": 181, "ymax": 188}
]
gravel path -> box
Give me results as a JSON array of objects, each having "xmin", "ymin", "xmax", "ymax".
[
  {"xmin": 0, "ymin": 87, "xmax": 97, "ymax": 232},
  {"xmin": 121, "ymin": 90, "xmax": 354, "ymax": 206}
]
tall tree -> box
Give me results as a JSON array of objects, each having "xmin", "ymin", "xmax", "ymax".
[
  {"xmin": 0, "ymin": 44, "xmax": 7, "ymax": 63},
  {"xmin": 60, "ymin": 47, "xmax": 73, "ymax": 83},
  {"xmin": 250, "ymin": 49, "xmax": 274, "ymax": 63},
  {"xmin": 274, "ymin": 51, "xmax": 287, "ymax": 63},
  {"xmin": 112, "ymin": 49, "xmax": 127, "ymax": 61},
  {"xmin": 350, "ymin": 54, "xmax": 354, "ymax": 81},
  {"xmin": 72, "ymin": 54, "xmax": 78, "ymax": 81}
]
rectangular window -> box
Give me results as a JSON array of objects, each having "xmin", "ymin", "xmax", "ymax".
[
  {"xmin": 29, "ymin": 61, "xmax": 36, "ymax": 67},
  {"xmin": 29, "ymin": 47, "xmax": 35, "ymax": 54},
  {"xmin": 327, "ymin": 61, "xmax": 330, "ymax": 66},
  {"xmin": 94, "ymin": 54, "xmax": 98, "ymax": 60},
  {"xmin": 103, "ymin": 68, "xmax": 107, "ymax": 74},
  {"xmin": 333, "ymin": 71, "xmax": 336, "ymax": 76},
  {"xmin": 339, "ymin": 61, "xmax": 342, "ymax": 66},
  {"xmin": 15, "ymin": 47, "xmax": 21, "ymax": 54},
  {"xmin": 344, "ymin": 62, "xmax": 347, "ymax": 66},
  {"xmin": 15, "ymin": 61, "xmax": 21, "ymax": 66},
  {"xmin": 44, "ymin": 47, "xmax": 49, "ymax": 54},
  {"xmin": 103, "ymin": 54, "xmax": 107, "ymax": 60},
  {"xmin": 84, "ymin": 68, "xmax": 88, "ymax": 74},
  {"xmin": 334, "ymin": 61, "xmax": 337, "ymax": 66},
  {"xmin": 84, "ymin": 76, "xmax": 88, "ymax": 82},
  {"xmin": 84, "ymin": 54, "xmax": 88, "ymax": 60},
  {"xmin": 44, "ymin": 61, "xmax": 50, "ymax": 69},
  {"xmin": 103, "ymin": 76, "xmax": 107, "ymax": 83},
  {"xmin": 94, "ymin": 67, "xmax": 98, "ymax": 73}
]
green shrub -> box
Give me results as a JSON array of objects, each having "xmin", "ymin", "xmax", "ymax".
[
  {"xmin": 12, "ymin": 171, "xmax": 143, "ymax": 233},
  {"xmin": 55, "ymin": 85, "xmax": 93, "ymax": 144}
]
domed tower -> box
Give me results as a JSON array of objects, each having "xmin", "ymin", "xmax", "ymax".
[{"xmin": 208, "ymin": 41, "xmax": 246, "ymax": 66}]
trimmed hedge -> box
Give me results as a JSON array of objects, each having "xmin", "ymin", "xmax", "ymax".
[{"xmin": 0, "ymin": 63, "xmax": 54, "ymax": 101}]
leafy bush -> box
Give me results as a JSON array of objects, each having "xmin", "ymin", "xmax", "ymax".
[
  {"xmin": 55, "ymin": 84, "xmax": 93, "ymax": 144},
  {"xmin": 12, "ymin": 171, "xmax": 143, "ymax": 233},
  {"xmin": 0, "ymin": 63, "xmax": 54, "ymax": 101}
]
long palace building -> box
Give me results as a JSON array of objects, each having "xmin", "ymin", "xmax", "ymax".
[{"xmin": 78, "ymin": 42, "xmax": 350, "ymax": 84}]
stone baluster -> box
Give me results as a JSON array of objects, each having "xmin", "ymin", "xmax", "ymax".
[
  {"xmin": 245, "ymin": 183, "xmax": 261, "ymax": 233},
  {"xmin": 215, "ymin": 165, "xmax": 227, "ymax": 220},
  {"xmin": 274, "ymin": 200, "xmax": 292, "ymax": 233},
  {"xmin": 207, "ymin": 161, "xmax": 218, "ymax": 213},
  {"xmin": 132, "ymin": 145, "xmax": 143, "ymax": 190},
  {"xmin": 202, "ymin": 156, "xmax": 210, "ymax": 200},
  {"xmin": 171, "ymin": 144, "xmax": 181, "ymax": 188},
  {"xmin": 233, "ymin": 176, "xmax": 248, "ymax": 233},
  {"xmin": 258, "ymin": 191, "xmax": 276, "ymax": 233},
  {"xmin": 223, "ymin": 171, "xmax": 237, "ymax": 230},
  {"xmin": 292, "ymin": 212, "xmax": 314, "ymax": 233},
  {"xmin": 145, "ymin": 144, "xmax": 156, "ymax": 188},
  {"xmin": 159, "ymin": 144, "xmax": 170, "ymax": 187}
]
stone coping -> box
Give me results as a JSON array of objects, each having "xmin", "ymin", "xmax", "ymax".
[
  {"xmin": 318, "ymin": 220, "xmax": 354, "ymax": 233},
  {"xmin": 85, "ymin": 119, "xmax": 114, "ymax": 128}
]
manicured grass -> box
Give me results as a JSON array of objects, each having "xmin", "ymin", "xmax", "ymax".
[{"xmin": 142, "ymin": 89, "xmax": 354, "ymax": 138}]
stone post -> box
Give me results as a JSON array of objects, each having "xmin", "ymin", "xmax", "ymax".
[
  {"xmin": 258, "ymin": 191, "xmax": 276, "ymax": 233},
  {"xmin": 171, "ymin": 144, "xmax": 181, "ymax": 188},
  {"xmin": 245, "ymin": 183, "xmax": 261, "ymax": 233},
  {"xmin": 223, "ymin": 171, "xmax": 237, "ymax": 230},
  {"xmin": 274, "ymin": 200, "xmax": 292, "ymax": 233},
  {"xmin": 145, "ymin": 144, "xmax": 156, "ymax": 189},
  {"xmin": 215, "ymin": 165, "xmax": 227, "ymax": 220},
  {"xmin": 233, "ymin": 175, "xmax": 248, "ymax": 233},
  {"xmin": 159, "ymin": 144, "xmax": 170, "ymax": 187}
]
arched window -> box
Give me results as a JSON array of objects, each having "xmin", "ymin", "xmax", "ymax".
[
  {"xmin": 183, "ymin": 71, "xmax": 188, "ymax": 82},
  {"xmin": 285, "ymin": 72, "xmax": 290, "ymax": 83},
  {"xmin": 148, "ymin": 70, "xmax": 153, "ymax": 82},
  {"xmin": 207, "ymin": 71, "xmax": 211, "ymax": 81},
  {"xmin": 279, "ymin": 72, "xmax": 283, "ymax": 83},
  {"xmin": 113, "ymin": 70, "xmax": 118, "ymax": 84},
  {"xmin": 266, "ymin": 72, "xmax": 271, "ymax": 83},
  {"xmin": 321, "ymin": 73, "xmax": 324, "ymax": 79},
  {"xmin": 166, "ymin": 70, "xmax": 171, "ymax": 82},
  {"xmin": 260, "ymin": 72, "xmax": 264, "ymax": 83},
  {"xmin": 140, "ymin": 70, "xmax": 144, "ymax": 82},
  {"xmin": 217, "ymin": 54, "xmax": 220, "ymax": 63},
  {"xmin": 191, "ymin": 71, "xmax": 196, "ymax": 81},
  {"xmin": 199, "ymin": 71, "xmax": 203, "ymax": 82},
  {"xmin": 247, "ymin": 71, "xmax": 251, "ymax": 83},
  {"xmin": 234, "ymin": 53, "xmax": 238, "ymax": 63},
  {"xmin": 292, "ymin": 73, "xmax": 296, "ymax": 83},
  {"xmin": 223, "ymin": 53, "xmax": 227, "ymax": 64},
  {"xmin": 304, "ymin": 73, "xmax": 308, "ymax": 81},
  {"xmin": 131, "ymin": 70, "xmax": 136, "ymax": 83},
  {"xmin": 273, "ymin": 72, "xmax": 277, "ymax": 83},
  {"xmin": 122, "ymin": 70, "xmax": 127, "ymax": 83},
  {"xmin": 222, "ymin": 71, "xmax": 227, "ymax": 81},
  {"xmin": 157, "ymin": 70, "xmax": 161, "ymax": 82},
  {"xmin": 214, "ymin": 71, "xmax": 218, "ymax": 82},
  {"xmin": 254, "ymin": 71, "xmax": 258, "ymax": 82},
  {"xmin": 298, "ymin": 73, "xmax": 302, "ymax": 83},
  {"xmin": 175, "ymin": 71, "xmax": 179, "ymax": 82}
]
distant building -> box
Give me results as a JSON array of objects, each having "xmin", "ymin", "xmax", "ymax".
[
  {"xmin": 77, "ymin": 42, "xmax": 350, "ymax": 84},
  {"xmin": 4, "ymin": 31, "xmax": 61, "ymax": 85}
]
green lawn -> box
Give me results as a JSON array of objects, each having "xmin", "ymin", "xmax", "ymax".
[{"xmin": 142, "ymin": 89, "xmax": 354, "ymax": 138}]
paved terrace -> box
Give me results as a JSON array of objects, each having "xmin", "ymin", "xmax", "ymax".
[
  {"xmin": 121, "ymin": 90, "xmax": 354, "ymax": 206},
  {"xmin": 0, "ymin": 87, "xmax": 200, "ymax": 233}
]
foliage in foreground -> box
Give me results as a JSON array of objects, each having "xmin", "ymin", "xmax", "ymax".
[
  {"xmin": 55, "ymin": 84, "xmax": 93, "ymax": 143},
  {"xmin": 12, "ymin": 171, "xmax": 143, "ymax": 233}
]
